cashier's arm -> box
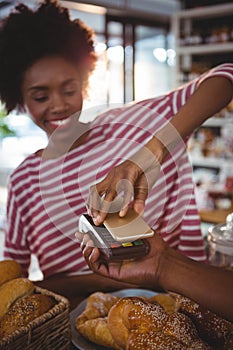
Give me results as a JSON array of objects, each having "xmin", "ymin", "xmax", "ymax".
[
  {"xmin": 79, "ymin": 232, "xmax": 233, "ymax": 322},
  {"xmin": 36, "ymin": 272, "xmax": 139, "ymax": 310}
]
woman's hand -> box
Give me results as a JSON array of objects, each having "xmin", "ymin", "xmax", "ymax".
[
  {"xmin": 87, "ymin": 137, "xmax": 166, "ymax": 225},
  {"xmin": 76, "ymin": 231, "xmax": 167, "ymax": 289}
]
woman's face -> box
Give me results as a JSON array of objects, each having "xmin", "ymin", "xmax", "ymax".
[{"xmin": 22, "ymin": 55, "xmax": 83, "ymax": 137}]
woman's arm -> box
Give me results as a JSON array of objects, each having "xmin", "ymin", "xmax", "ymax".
[
  {"xmin": 79, "ymin": 232, "xmax": 233, "ymax": 322},
  {"xmin": 88, "ymin": 70, "xmax": 233, "ymax": 225},
  {"xmin": 155, "ymin": 76, "xmax": 233, "ymax": 150}
]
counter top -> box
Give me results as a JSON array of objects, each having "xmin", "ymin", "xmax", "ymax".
[{"xmin": 199, "ymin": 208, "xmax": 232, "ymax": 224}]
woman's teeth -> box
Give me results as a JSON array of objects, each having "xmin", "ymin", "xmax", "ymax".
[{"xmin": 50, "ymin": 118, "xmax": 69, "ymax": 126}]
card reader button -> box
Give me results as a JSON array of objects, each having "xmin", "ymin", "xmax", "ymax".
[
  {"xmin": 134, "ymin": 240, "xmax": 143, "ymax": 245},
  {"xmin": 110, "ymin": 243, "xmax": 121, "ymax": 248},
  {"xmin": 122, "ymin": 242, "xmax": 133, "ymax": 247}
]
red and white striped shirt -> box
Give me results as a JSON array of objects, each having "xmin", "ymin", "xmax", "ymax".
[{"xmin": 4, "ymin": 63, "xmax": 233, "ymax": 278}]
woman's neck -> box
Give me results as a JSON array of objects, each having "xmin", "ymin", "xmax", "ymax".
[{"xmin": 36, "ymin": 122, "xmax": 90, "ymax": 159}]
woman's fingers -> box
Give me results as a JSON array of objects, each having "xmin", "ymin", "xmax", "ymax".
[{"xmin": 87, "ymin": 161, "xmax": 143, "ymax": 224}]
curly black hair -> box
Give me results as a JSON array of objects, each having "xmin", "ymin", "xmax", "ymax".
[{"xmin": 0, "ymin": 0, "xmax": 97, "ymax": 113}]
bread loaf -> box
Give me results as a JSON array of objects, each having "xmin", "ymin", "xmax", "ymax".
[
  {"xmin": 0, "ymin": 293, "xmax": 55, "ymax": 339},
  {"xmin": 0, "ymin": 259, "xmax": 22, "ymax": 286},
  {"xmin": 0, "ymin": 277, "xmax": 34, "ymax": 319}
]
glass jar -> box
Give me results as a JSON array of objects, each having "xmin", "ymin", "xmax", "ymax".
[{"xmin": 207, "ymin": 213, "xmax": 233, "ymax": 269}]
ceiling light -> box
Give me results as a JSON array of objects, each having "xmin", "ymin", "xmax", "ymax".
[{"xmin": 60, "ymin": 1, "xmax": 106, "ymax": 15}]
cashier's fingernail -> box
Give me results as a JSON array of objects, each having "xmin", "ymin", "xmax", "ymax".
[
  {"xmin": 75, "ymin": 231, "xmax": 82, "ymax": 241},
  {"xmin": 93, "ymin": 216, "xmax": 100, "ymax": 224}
]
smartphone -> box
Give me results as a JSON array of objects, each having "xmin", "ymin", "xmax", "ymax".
[
  {"xmin": 103, "ymin": 207, "xmax": 154, "ymax": 242},
  {"xmin": 78, "ymin": 213, "xmax": 150, "ymax": 261}
]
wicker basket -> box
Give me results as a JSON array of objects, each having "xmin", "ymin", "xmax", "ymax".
[{"xmin": 0, "ymin": 286, "xmax": 71, "ymax": 350}]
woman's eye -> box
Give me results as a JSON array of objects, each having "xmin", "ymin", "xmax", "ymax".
[
  {"xmin": 65, "ymin": 90, "xmax": 76, "ymax": 96},
  {"xmin": 33, "ymin": 96, "xmax": 48, "ymax": 102}
]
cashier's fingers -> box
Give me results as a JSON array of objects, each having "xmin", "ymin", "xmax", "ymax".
[
  {"xmin": 76, "ymin": 231, "xmax": 102, "ymax": 261},
  {"xmin": 77, "ymin": 234, "xmax": 110, "ymax": 274},
  {"xmin": 76, "ymin": 232, "xmax": 94, "ymax": 248}
]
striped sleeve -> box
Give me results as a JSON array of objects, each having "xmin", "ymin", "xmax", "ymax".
[
  {"xmin": 4, "ymin": 181, "xmax": 31, "ymax": 276},
  {"xmin": 197, "ymin": 63, "xmax": 233, "ymax": 87}
]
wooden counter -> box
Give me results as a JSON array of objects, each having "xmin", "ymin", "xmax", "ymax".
[{"xmin": 199, "ymin": 208, "xmax": 232, "ymax": 224}]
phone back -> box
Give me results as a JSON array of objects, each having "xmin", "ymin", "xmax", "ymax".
[{"xmin": 103, "ymin": 207, "xmax": 154, "ymax": 242}]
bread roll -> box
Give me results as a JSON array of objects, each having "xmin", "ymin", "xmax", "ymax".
[
  {"xmin": 0, "ymin": 277, "xmax": 34, "ymax": 319},
  {"xmin": 0, "ymin": 293, "xmax": 55, "ymax": 339},
  {"xmin": 0, "ymin": 260, "xmax": 22, "ymax": 286}
]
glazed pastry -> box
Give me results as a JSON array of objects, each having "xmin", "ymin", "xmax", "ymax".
[
  {"xmin": 107, "ymin": 297, "xmax": 168, "ymax": 348},
  {"xmin": 175, "ymin": 294, "xmax": 233, "ymax": 347},
  {"xmin": 126, "ymin": 330, "xmax": 186, "ymax": 350},
  {"xmin": 108, "ymin": 296, "xmax": 211, "ymax": 350},
  {"xmin": 126, "ymin": 332, "xmax": 210, "ymax": 350},
  {"xmin": 164, "ymin": 312, "xmax": 199, "ymax": 345},
  {"xmin": 147, "ymin": 293, "xmax": 177, "ymax": 314}
]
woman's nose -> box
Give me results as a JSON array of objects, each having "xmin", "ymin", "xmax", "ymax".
[{"xmin": 50, "ymin": 93, "xmax": 66, "ymax": 113}]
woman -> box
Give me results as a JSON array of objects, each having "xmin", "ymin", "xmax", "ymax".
[{"xmin": 0, "ymin": 0, "xmax": 232, "ymax": 303}]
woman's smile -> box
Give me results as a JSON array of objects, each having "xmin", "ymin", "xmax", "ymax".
[{"xmin": 46, "ymin": 116, "xmax": 74, "ymax": 132}]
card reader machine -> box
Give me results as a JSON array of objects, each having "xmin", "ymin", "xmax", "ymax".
[{"xmin": 78, "ymin": 213, "xmax": 151, "ymax": 261}]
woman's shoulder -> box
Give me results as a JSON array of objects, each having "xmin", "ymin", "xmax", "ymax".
[{"xmin": 9, "ymin": 152, "xmax": 41, "ymax": 181}]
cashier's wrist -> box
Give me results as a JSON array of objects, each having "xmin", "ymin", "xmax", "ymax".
[
  {"xmin": 146, "ymin": 136, "xmax": 167, "ymax": 165},
  {"xmin": 155, "ymin": 246, "xmax": 183, "ymax": 291},
  {"xmin": 130, "ymin": 136, "xmax": 167, "ymax": 176}
]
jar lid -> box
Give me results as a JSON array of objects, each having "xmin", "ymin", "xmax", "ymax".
[{"xmin": 208, "ymin": 212, "xmax": 233, "ymax": 246}]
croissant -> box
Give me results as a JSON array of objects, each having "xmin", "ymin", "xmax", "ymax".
[
  {"xmin": 174, "ymin": 294, "xmax": 233, "ymax": 347},
  {"xmin": 75, "ymin": 291, "xmax": 120, "ymax": 328},
  {"xmin": 77, "ymin": 317, "xmax": 122, "ymax": 350}
]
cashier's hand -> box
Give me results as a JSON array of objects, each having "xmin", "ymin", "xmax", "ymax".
[
  {"xmin": 87, "ymin": 137, "xmax": 166, "ymax": 225},
  {"xmin": 76, "ymin": 231, "xmax": 166, "ymax": 289}
]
